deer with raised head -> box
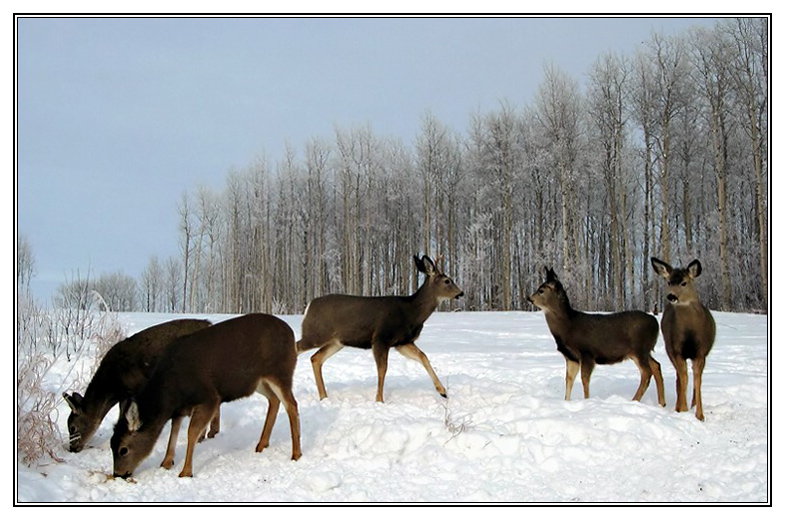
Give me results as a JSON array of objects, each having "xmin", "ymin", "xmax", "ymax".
[
  {"xmin": 651, "ymin": 257, "xmax": 716, "ymax": 421},
  {"xmin": 111, "ymin": 314, "xmax": 301, "ymax": 479},
  {"xmin": 528, "ymin": 267, "xmax": 666, "ymax": 405},
  {"xmin": 296, "ymin": 254, "xmax": 463, "ymax": 403},
  {"xmin": 63, "ymin": 318, "xmax": 216, "ymax": 453}
]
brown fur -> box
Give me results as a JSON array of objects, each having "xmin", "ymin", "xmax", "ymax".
[
  {"xmin": 651, "ymin": 257, "xmax": 716, "ymax": 421},
  {"xmin": 297, "ymin": 255, "xmax": 463, "ymax": 402},
  {"xmin": 528, "ymin": 268, "xmax": 666, "ymax": 405},
  {"xmin": 63, "ymin": 319, "xmax": 213, "ymax": 452},
  {"xmin": 111, "ymin": 314, "xmax": 301, "ymax": 478}
]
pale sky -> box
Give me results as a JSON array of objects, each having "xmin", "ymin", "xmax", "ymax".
[{"xmin": 16, "ymin": 16, "xmax": 724, "ymax": 302}]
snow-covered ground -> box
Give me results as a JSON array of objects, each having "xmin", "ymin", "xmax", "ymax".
[{"xmin": 17, "ymin": 310, "xmax": 769, "ymax": 503}]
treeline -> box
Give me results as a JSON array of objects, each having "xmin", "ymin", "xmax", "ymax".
[{"xmin": 63, "ymin": 18, "xmax": 770, "ymax": 315}]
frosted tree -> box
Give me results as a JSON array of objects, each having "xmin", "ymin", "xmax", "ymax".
[
  {"xmin": 140, "ymin": 255, "xmax": 164, "ymax": 312},
  {"xmin": 727, "ymin": 17, "xmax": 768, "ymax": 308}
]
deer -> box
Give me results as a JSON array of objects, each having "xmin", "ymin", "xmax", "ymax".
[
  {"xmin": 528, "ymin": 267, "xmax": 666, "ymax": 406},
  {"xmin": 296, "ymin": 254, "xmax": 463, "ymax": 403},
  {"xmin": 651, "ymin": 257, "xmax": 716, "ymax": 421},
  {"xmin": 63, "ymin": 318, "xmax": 216, "ymax": 453},
  {"xmin": 111, "ymin": 313, "xmax": 301, "ymax": 479}
]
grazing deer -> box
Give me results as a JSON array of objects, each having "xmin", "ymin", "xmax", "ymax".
[
  {"xmin": 63, "ymin": 318, "xmax": 215, "ymax": 453},
  {"xmin": 651, "ymin": 257, "xmax": 716, "ymax": 421},
  {"xmin": 528, "ymin": 268, "xmax": 666, "ymax": 405},
  {"xmin": 111, "ymin": 314, "xmax": 301, "ymax": 479},
  {"xmin": 296, "ymin": 254, "xmax": 463, "ymax": 403}
]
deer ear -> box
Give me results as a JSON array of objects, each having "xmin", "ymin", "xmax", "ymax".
[
  {"xmin": 125, "ymin": 401, "xmax": 142, "ymax": 432},
  {"xmin": 651, "ymin": 257, "xmax": 672, "ymax": 279},
  {"xmin": 414, "ymin": 255, "xmax": 436, "ymax": 276},
  {"xmin": 546, "ymin": 267, "xmax": 558, "ymax": 282},
  {"xmin": 688, "ymin": 259, "xmax": 702, "ymax": 278},
  {"xmin": 63, "ymin": 392, "xmax": 83, "ymax": 414},
  {"xmin": 422, "ymin": 255, "xmax": 437, "ymax": 275}
]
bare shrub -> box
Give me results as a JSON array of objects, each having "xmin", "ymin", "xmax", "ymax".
[
  {"xmin": 87, "ymin": 291, "xmax": 127, "ymax": 376},
  {"xmin": 17, "ymin": 351, "xmax": 63, "ymax": 465},
  {"xmin": 16, "ymin": 289, "xmax": 126, "ymax": 467}
]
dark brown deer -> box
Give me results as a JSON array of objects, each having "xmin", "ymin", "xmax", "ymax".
[
  {"xmin": 111, "ymin": 313, "xmax": 301, "ymax": 479},
  {"xmin": 63, "ymin": 318, "xmax": 215, "ymax": 453},
  {"xmin": 651, "ymin": 257, "xmax": 716, "ymax": 421},
  {"xmin": 528, "ymin": 268, "xmax": 666, "ymax": 405},
  {"xmin": 296, "ymin": 255, "xmax": 463, "ymax": 403}
]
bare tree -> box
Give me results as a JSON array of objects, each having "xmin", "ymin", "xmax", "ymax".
[
  {"xmin": 727, "ymin": 18, "xmax": 768, "ymax": 308},
  {"xmin": 691, "ymin": 27, "xmax": 733, "ymax": 310},
  {"xmin": 140, "ymin": 256, "xmax": 164, "ymax": 312},
  {"xmin": 164, "ymin": 256, "xmax": 182, "ymax": 312},
  {"xmin": 177, "ymin": 190, "xmax": 195, "ymax": 312},
  {"xmin": 648, "ymin": 31, "xmax": 690, "ymax": 264},
  {"xmin": 533, "ymin": 64, "xmax": 583, "ymax": 298},
  {"xmin": 587, "ymin": 51, "xmax": 632, "ymax": 308},
  {"xmin": 17, "ymin": 233, "xmax": 35, "ymax": 294}
]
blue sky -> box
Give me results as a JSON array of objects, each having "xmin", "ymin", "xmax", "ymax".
[{"xmin": 16, "ymin": 16, "xmax": 723, "ymax": 302}]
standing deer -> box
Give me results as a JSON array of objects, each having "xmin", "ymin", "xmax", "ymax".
[
  {"xmin": 111, "ymin": 314, "xmax": 301, "ymax": 479},
  {"xmin": 651, "ymin": 257, "xmax": 716, "ymax": 421},
  {"xmin": 63, "ymin": 318, "xmax": 215, "ymax": 453},
  {"xmin": 528, "ymin": 268, "xmax": 666, "ymax": 405},
  {"xmin": 296, "ymin": 255, "xmax": 463, "ymax": 403}
]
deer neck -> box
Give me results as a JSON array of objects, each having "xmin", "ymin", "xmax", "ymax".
[
  {"xmin": 82, "ymin": 373, "xmax": 123, "ymax": 419},
  {"xmin": 543, "ymin": 294, "xmax": 578, "ymax": 331},
  {"xmin": 409, "ymin": 281, "xmax": 441, "ymax": 322}
]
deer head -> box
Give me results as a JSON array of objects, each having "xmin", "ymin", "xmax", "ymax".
[{"xmin": 651, "ymin": 258, "xmax": 704, "ymax": 306}]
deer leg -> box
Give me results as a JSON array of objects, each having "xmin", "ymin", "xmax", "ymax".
[
  {"xmin": 197, "ymin": 406, "xmax": 221, "ymax": 442},
  {"xmin": 372, "ymin": 343, "xmax": 390, "ymax": 403},
  {"xmin": 692, "ymin": 356, "xmax": 706, "ymax": 421},
  {"xmin": 206, "ymin": 407, "xmax": 220, "ymax": 439},
  {"xmin": 672, "ymin": 355, "xmax": 689, "ymax": 413},
  {"xmin": 630, "ymin": 355, "xmax": 652, "ymax": 402},
  {"xmin": 564, "ymin": 358, "xmax": 579, "ymax": 401},
  {"xmin": 649, "ymin": 356, "xmax": 666, "ymax": 407},
  {"xmin": 580, "ymin": 357, "xmax": 595, "ymax": 399},
  {"xmin": 179, "ymin": 402, "xmax": 218, "ymax": 478},
  {"xmin": 396, "ymin": 343, "xmax": 447, "ymax": 398},
  {"xmin": 310, "ymin": 340, "xmax": 344, "ymax": 400},
  {"xmin": 269, "ymin": 382, "xmax": 302, "ymax": 461},
  {"xmin": 255, "ymin": 383, "xmax": 280, "ymax": 453},
  {"xmin": 160, "ymin": 416, "xmax": 183, "ymax": 469}
]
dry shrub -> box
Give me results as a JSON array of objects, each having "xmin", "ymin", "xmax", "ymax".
[
  {"xmin": 16, "ymin": 290, "xmax": 126, "ymax": 467},
  {"xmin": 17, "ymin": 352, "xmax": 63, "ymax": 465}
]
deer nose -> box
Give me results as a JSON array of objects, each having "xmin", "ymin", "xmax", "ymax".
[
  {"xmin": 667, "ymin": 294, "xmax": 679, "ymax": 303},
  {"xmin": 456, "ymin": 291, "xmax": 464, "ymax": 299}
]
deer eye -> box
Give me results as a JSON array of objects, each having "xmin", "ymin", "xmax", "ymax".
[
  {"xmin": 444, "ymin": 279, "xmax": 451, "ymax": 285},
  {"xmin": 119, "ymin": 447, "xmax": 129, "ymax": 457},
  {"xmin": 538, "ymin": 289, "xmax": 544, "ymax": 294},
  {"xmin": 681, "ymin": 281, "xmax": 687, "ymax": 287}
]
